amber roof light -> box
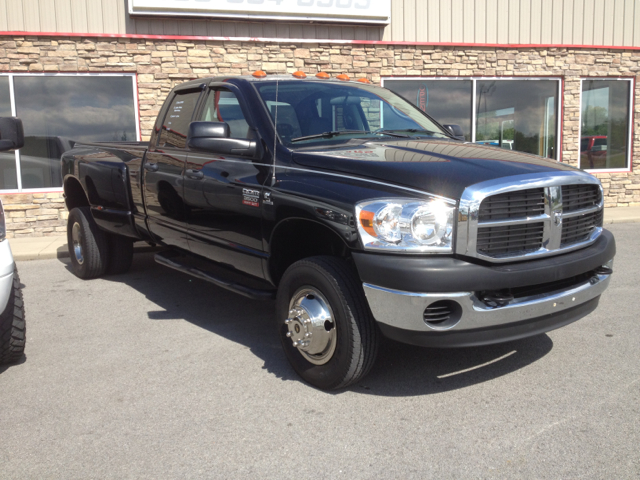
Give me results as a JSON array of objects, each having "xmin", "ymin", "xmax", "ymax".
[
  {"xmin": 336, "ymin": 74, "xmax": 350, "ymax": 81},
  {"xmin": 252, "ymin": 70, "xmax": 267, "ymax": 78},
  {"xmin": 357, "ymin": 78, "xmax": 371, "ymax": 84},
  {"xmin": 292, "ymin": 71, "xmax": 307, "ymax": 79},
  {"xmin": 315, "ymin": 72, "xmax": 330, "ymax": 79}
]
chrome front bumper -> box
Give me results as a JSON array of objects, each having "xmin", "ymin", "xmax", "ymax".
[{"xmin": 363, "ymin": 269, "xmax": 611, "ymax": 339}]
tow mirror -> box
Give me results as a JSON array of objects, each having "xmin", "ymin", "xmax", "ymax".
[
  {"xmin": 443, "ymin": 124, "xmax": 465, "ymax": 141},
  {"xmin": 187, "ymin": 121, "xmax": 257, "ymax": 158},
  {"xmin": 0, "ymin": 117, "xmax": 25, "ymax": 152}
]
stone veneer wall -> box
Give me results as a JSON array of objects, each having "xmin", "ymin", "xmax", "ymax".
[{"xmin": 1, "ymin": 35, "xmax": 639, "ymax": 237}]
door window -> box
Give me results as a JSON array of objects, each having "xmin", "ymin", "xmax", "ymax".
[
  {"xmin": 200, "ymin": 90, "xmax": 253, "ymax": 140},
  {"xmin": 158, "ymin": 91, "xmax": 201, "ymax": 149}
]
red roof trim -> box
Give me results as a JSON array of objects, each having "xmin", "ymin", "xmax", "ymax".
[{"xmin": 2, "ymin": 31, "xmax": 640, "ymax": 51}]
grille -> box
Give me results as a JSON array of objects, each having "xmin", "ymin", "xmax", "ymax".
[
  {"xmin": 562, "ymin": 184, "xmax": 601, "ymax": 212},
  {"xmin": 477, "ymin": 222, "xmax": 545, "ymax": 257},
  {"xmin": 423, "ymin": 302, "xmax": 452, "ymax": 324},
  {"xmin": 478, "ymin": 188, "xmax": 545, "ymax": 221},
  {"xmin": 561, "ymin": 210, "xmax": 604, "ymax": 246}
]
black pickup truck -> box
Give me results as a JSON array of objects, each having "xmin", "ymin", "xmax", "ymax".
[{"xmin": 61, "ymin": 74, "xmax": 615, "ymax": 390}]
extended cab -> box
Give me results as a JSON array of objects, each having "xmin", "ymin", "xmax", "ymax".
[{"xmin": 61, "ymin": 74, "xmax": 615, "ymax": 389}]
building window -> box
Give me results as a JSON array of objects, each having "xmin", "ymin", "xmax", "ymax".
[
  {"xmin": 0, "ymin": 74, "xmax": 139, "ymax": 192},
  {"xmin": 382, "ymin": 77, "xmax": 560, "ymax": 159},
  {"xmin": 579, "ymin": 79, "xmax": 633, "ymax": 172}
]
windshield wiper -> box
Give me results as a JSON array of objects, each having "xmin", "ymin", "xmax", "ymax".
[
  {"xmin": 372, "ymin": 129, "xmax": 411, "ymax": 138},
  {"xmin": 378, "ymin": 128, "xmax": 443, "ymax": 136},
  {"xmin": 290, "ymin": 130, "xmax": 369, "ymax": 143}
]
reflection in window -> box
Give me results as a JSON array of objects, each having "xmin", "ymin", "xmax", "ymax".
[
  {"xmin": 0, "ymin": 77, "xmax": 18, "ymax": 190},
  {"xmin": 13, "ymin": 75, "xmax": 137, "ymax": 189},
  {"xmin": 384, "ymin": 80, "xmax": 472, "ymax": 140},
  {"xmin": 580, "ymin": 80, "xmax": 631, "ymax": 170},
  {"xmin": 476, "ymin": 80, "xmax": 558, "ymax": 158}
]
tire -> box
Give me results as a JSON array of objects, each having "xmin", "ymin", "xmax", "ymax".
[
  {"xmin": 106, "ymin": 233, "xmax": 134, "ymax": 275},
  {"xmin": 67, "ymin": 206, "xmax": 109, "ymax": 279},
  {"xmin": 276, "ymin": 256, "xmax": 379, "ymax": 390},
  {"xmin": 0, "ymin": 268, "xmax": 26, "ymax": 365}
]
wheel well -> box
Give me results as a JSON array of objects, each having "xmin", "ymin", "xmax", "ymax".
[
  {"xmin": 64, "ymin": 177, "xmax": 90, "ymax": 211},
  {"xmin": 269, "ymin": 219, "xmax": 351, "ymax": 285}
]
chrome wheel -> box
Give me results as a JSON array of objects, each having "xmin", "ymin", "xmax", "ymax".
[
  {"xmin": 285, "ymin": 287, "xmax": 337, "ymax": 365},
  {"xmin": 71, "ymin": 222, "xmax": 84, "ymax": 265}
]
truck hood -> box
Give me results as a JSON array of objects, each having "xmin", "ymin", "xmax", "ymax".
[{"xmin": 292, "ymin": 139, "xmax": 580, "ymax": 200}]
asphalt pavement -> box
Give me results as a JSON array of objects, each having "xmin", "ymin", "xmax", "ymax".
[{"xmin": 0, "ymin": 223, "xmax": 638, "ymax": 479}]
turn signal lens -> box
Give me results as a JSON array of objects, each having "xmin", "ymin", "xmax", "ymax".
[
  {"xmin": 292, "ymin": 71, "xmax": 307, "ymax": 79},
  {"xmin": 252, "ymin": 70, "xmax": 267, "ymax": 78},
  {"xmin": 315, "ymin": 72, "xmax": 330, "ymax": 79},
  {"xmin": 336, "ymin": 74, "xmax": 350, "ymax": 81},
  {"xmin": 359, "ymin": 210, "xmax": 375, "ymax": 236}
]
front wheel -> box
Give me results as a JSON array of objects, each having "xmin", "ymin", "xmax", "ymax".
[
  {"xmin": 0, "ymin": 268, "xmax": 26, "ymax": 365},
  {"xmin": 276, "ymin": 256, "xmax": 379, "ymax": 390}
]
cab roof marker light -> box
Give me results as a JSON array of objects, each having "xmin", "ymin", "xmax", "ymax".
[
  {"xmin": 252, "ymin": 70, "xmax": 267, "ymax": 78},
  {"xmin": 336, "ymin": 74, "xmax": 350, "ymax": 81},
  {"xmin": 357, "ymin": 78, "xmax": 371, "ymax": 83},
  {"xmin": 316, "ymin": 72, "xmax": 330, "ymax": 79},
  {"xmin": 292, "ymin": 71, "xmax": 307, "ymax": 79}
]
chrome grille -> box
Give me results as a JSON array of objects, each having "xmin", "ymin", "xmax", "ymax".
[
  {"xmin": 478, "ymin": 188, "xmax": 545, "ymax": 221},
  {"xmin": 562, "ymin": 184, "xmax": 602, "ymax": 212},
  {"xmin": 457, "ymin": 173, "xmax": 604, "ymax": 263},
  {"xmin": 561, "ymin": 210, "xmax": 604, "ymax": 246},
  {"xmin": 477, "ymin": 223, "xmax": 545, "ymax": 257}
]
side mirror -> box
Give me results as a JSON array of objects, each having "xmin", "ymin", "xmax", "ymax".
[
  {"xmin": 187, "ymin": 121, "xmax": 257, "ymax": 158},
  {"xmin": 443, "ymin": 124, "xmax": 465, "ymax": 141},
  {"xmin": 0, "ymin": 117, "xmax": 24, "ymax": 152}
]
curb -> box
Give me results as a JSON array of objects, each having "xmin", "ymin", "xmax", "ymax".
[{"xmin": 12, "ymin": 244, "xmax": 160, "ymax": 262}]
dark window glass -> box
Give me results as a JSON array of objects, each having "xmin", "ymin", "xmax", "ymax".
[
  {"xmin": 256, "ymin": 81, "xmax": 448, "ymax": 145},
  {"xmin": 580, "ymin": 80, "xmax": 631, "ymax": 170},
  {"xmin": 0, "ymin": 77, "xmax": 18, "ymax": 189},
  {"xmin": 476, "ymin": 80, "xmax": 558, "ymax": 159},
  {"xmin": 13, "ymin": 75, "xmax": 137, "ymax": 189},
  {"xmin": 384, "ymin": 80, "xmax": 473, "ymax": 140},
  {"xmin": 158, "ymin": 91, "xmax": 200, "ymax": 149},
  {"xmin": 200, "ymin": 90, "xmax": 253, "ymax": 139}
]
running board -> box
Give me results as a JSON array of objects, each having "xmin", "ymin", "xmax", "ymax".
[{"xmin": 154, "ymin": 252, "xmax": 276, "ymax": 301}]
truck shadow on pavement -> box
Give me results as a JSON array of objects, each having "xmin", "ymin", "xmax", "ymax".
[{"xmin": 77, "ymin": 252, "xmax": 553, "ymax": 397}]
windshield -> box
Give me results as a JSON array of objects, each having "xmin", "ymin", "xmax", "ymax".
[{"xmin": 254, "ymin": 81, "xmax": 450, "ymax": 146}]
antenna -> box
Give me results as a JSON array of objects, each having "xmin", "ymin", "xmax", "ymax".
[{"xmin": 271, "ymin": 79, "xmax": 279, "ymax": 185}]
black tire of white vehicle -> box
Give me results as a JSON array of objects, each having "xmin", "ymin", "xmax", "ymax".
[
  {"xmin": 106, "ymin": 233, "xmax": 134, "ymax": 275},
  {"xmin": 67, "ymin": 206, "xmax": 109, "ymax": 279},
  {"xmin": 276, "ymin": 256, "xmax": 379, "ymax": 390},
  {"xmin": 0, "ymin": 268, "xmax": 26, "ymax": 365}
]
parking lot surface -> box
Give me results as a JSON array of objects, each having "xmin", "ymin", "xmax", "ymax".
[{"xmin": 1, "ymin": 223, "xmax": 638, "ymax": 479}]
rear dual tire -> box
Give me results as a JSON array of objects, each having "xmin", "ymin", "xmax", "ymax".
[{"xmin": 67, "ymin": 207, "xmax": 133, "ymax": 279}]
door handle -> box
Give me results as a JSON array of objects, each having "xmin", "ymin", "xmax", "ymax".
[
  {"xmin": 185, "ymin": 169, "xmax": 204, "ymax": 180},
  {"xmin": 144, "ymin": 163, "xmax": 159, "ymax": 172}
]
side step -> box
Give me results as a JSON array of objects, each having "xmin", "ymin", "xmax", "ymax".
[{"xmin": 154, "ymin": 251, "xmax": 276, "ymax": 301}]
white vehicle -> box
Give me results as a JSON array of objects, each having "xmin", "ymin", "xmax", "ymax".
[{"xmin": 0, "ymin": 118, "xmax": 25, "ymax": 365}]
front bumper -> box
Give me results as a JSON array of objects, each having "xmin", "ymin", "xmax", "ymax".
[{"xmin": 355, "ymin": 230, "xmax": 615, "ymax": 348}]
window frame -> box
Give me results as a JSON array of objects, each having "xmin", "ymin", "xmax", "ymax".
[
  {"xmin": 381, "ymin": 76, "xmax": 563, "ymax": 161},
  {"xmin": 578, "ymin": 77, "xmax": 635, "ymax": 174},
  {"xmin": 0, "ymin": 72, "xmax": 140, "ymax": 193}
]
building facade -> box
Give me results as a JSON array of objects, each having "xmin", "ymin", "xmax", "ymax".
[{"xmin": 0, "ymin": 0, "xmax": 638, "ymax": 237}]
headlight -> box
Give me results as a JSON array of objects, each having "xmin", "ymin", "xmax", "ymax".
[{"xmin": 356, "ymin": 198, "xmax": 455, "ymax": 253}]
